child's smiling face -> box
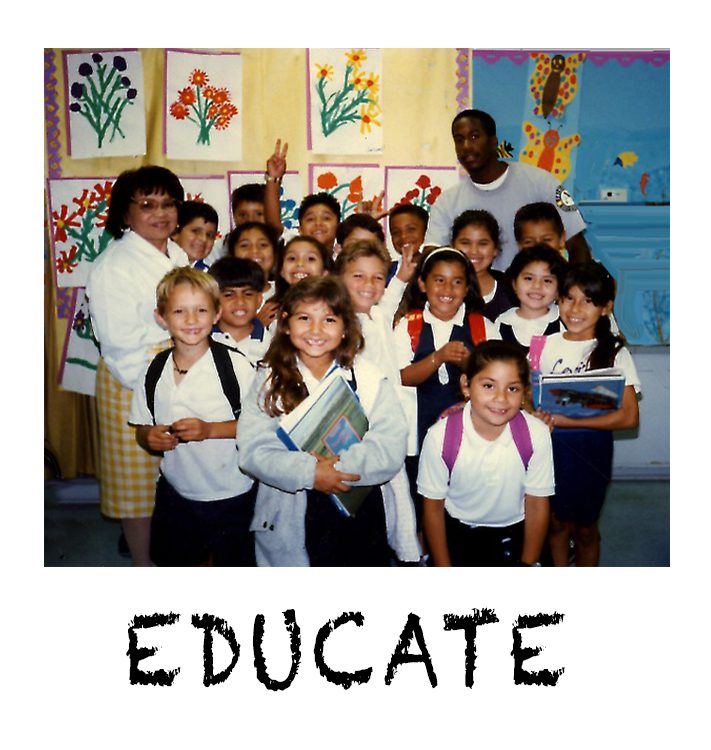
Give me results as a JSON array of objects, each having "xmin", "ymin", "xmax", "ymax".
[
  {"xmin": 341, "ymin": 255, "xmax": 387, "ymax": 314},
  {"xmin": 174, "ymin": 217, "xmax": 217, "ymax": 263},
  {"xmin": 233, "ymin": 227, "xmax": 275, "ymax": 282},
  {"xmin": 418, "ymin": 260, "xmax": 468, "ymax": 321},
  {"xmin": 218, "ymin": 286, "xmax": 262, "ymax": 340},
  {"xmin": 281, "ymin": 241, "xmax": 326, "ymax": 285},
  {"xmin": 453, "ymin": 223, "xmax": 498, "ymax": 276},
  {"xmin": 512, "ymin": 261, "xmax": 559, "ymax": 319},
  {"xmin": 286, "ymin": 299, "xmax": 344, "ymax": 376},
  {"xmin": 157, "ymin": 283, "xmax": 220, "ymax": 348},
  {"xmin": 299, "ymin": 204, "xmax": 339, "ymax": 248}
]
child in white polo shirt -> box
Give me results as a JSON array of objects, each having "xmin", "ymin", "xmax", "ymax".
[
  {"xmin": 129, "ymin": 267, "xmax": 256, "ymax": 566},
  {"xmin": 418, "ymin": 340, "xmax": 554, "ymax": 566}
]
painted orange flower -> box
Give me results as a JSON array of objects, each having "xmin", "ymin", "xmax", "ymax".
[
  {"xmin": 314, "ymin": 62, "xmax": 333, "ymax": 80},
  {"xmin": 189, "ymin": 69, "xmax": 209, "ymax": 87},
  {"xmin": 207, "ymin": 104, "xmax": 219, "ymax": 119},
  {"xmin": 345, "ymin": 49, "xmax": 367, "ymax": 69},
  {"xmin": 348, "ymin": 176, "xmax": 363, "ymax": 203},
  {"xmin": 212, "ymin": 87, "xmax": 229, "ymax": 104},
  {"xmin": 215, "ymin": 116, "xmax": 230, "ymax": 130},
  {"xmin": 56, "ymin": 245, "xmax": 79, "ymax": 274},
  {"xmin": 92, "ymin": 181, "xmax": 112, "ymax": 204},
  {"xmin": 202, "ymin": 86, "xmax": 216, "ymax": 100},
  {"xmin": 178, "ymin": 87, "xmax": 196, "ymax": 105},
  {"xmin": 170, "ymin": 102, "xmax": 189, "ymax": 120},
  {"xmin": 317, "ymin": 172, "xmax": 339, "ymax": 190},
  {"xmin": 72, "ymin": 189, "xmax": 93, "ymax": 216}
]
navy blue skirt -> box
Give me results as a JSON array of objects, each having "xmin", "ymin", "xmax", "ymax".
[{"xmin": 551, "ymin": 429, "xmax": 613, "ymax": 525}]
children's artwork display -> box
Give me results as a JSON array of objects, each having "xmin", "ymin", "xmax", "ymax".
[
  {"xmin": 47, "ymin": 177, "xmax": 114, "ymax": 288},
  {"xmin": 58, "ymin": 288, "xmax": 101, "ymax": 396},
  {"xmin": 227, "ymin": 171, "xmax": 302, "ymax": 231},
  {"xmin": 307, "ymin": 48, "xmax": 383, "ymax": 155},
  {"xmin": 178, "ymin": 175, "xmax": 231, "ymax": 245},
  {"xmin": 309, "ymin": 164, "xmax": 383, "ymax": 220},
  {"xmin": 384, "ymin": 166, "xmax": 459, "ymax": 213},
  {"xmin": 165, "ymin": 49, "xmax": 242, "ymax": 162},
  {"xmin": 63, "ymin": 50, "xmax": 146, "ymax": 159}
]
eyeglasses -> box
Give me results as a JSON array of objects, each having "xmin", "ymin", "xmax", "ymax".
[{"xmin": 130, "ymin": 197, "xmax": 180, "ymax": 213}]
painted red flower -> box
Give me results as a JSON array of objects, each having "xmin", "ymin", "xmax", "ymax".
[
  {"xmin": 212, "ymin": 87, "xmax": 230, "ymax": 104},
  {"xmin": 426, "ymin": 186, "xmax": 442, "ymax": 205},
  {"xmin": 405, "ymin": 189, "xmax": 419, "ymax": 201},
  {"xmin": 170, "ymin": 102, "xmax": 189, "ymax": 120},
  {"xmin": 92, "ymin": 181, "xmax": 113, "ymax": 205},
  {"xmin": 52, "ymin": 205, "xmax": 81, "ymax": 243},
  {"xmin": 178, "ymin": 87, "xmax": 196, "ymax": 105},
  {"xmin": 416, "ymin": 175, "xmax": 431, "ymax": 189},
  {"xmin": 317, "ymin": 172, "xmax": 338, "ymax": 190},
  {"xmin": 202, "ymin": 86, "xmax": 216, "ymax": 100},
  {"xmin": 189, "ymin": 69, "xmax": 209, "ymax": 87},
  {"xmin": 56, "ymin": 245, "xmax": 79, "ymax": 274},
  {"xmin": 72, "ymin": 189, "xmax": 93, "ymax": 216},
  {"xmin": 348, "ymin": 176, "xmax": 363, "ymax": 203}
]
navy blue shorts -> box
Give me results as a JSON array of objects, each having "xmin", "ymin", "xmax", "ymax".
[
  {"xmin": 551, "ymin": 429, "xmax": 613, "ymax": 526},
  {"xmin": 150, "ymin": 474, "xmax": 257, "ymax": 566},
  {"xmin": 445, "ymin": 511, "xmax": 524, "ymax": 566}
]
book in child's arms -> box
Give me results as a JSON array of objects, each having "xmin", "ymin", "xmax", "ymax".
[
  {"xmin": 534, "ymin": 368, "xmax": 625, "ymax": 418},
  {"xmin": 276, "ymin": 369, "xmax": 372, "ymax": 517}
]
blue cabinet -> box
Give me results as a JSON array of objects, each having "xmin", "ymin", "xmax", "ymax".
[{"xmin": 579, "ymin": 203, "xmax": 669, "ymax": 346}]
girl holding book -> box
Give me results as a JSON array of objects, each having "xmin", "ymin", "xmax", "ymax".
[
  {"xmin": 533, "ymin": 262, "xmax": 640, "ymax": 567},
  {"xmin": 237, "ymin": 276, "xmax": 408, "ymax": 567}
]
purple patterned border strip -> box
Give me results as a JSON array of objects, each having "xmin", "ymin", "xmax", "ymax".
[
  {"xmin": 472, "ymin": 49, "xmax": 669, "ymax": 67},
  {"xmin": 455, "ymin": 48, "xmax": 470, "ymax": 112},
  {"xmin": 44, "ymin": 49, "xmax": 62, "ymax": 178}
]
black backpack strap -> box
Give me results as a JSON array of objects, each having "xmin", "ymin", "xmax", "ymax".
[
  {"xmin": 208, "ymin": 339, "xmax": 243, "ymax": 421},
  {"xmin": 144, "ymin": 347, "xmax": 174, "ymax": 424}
]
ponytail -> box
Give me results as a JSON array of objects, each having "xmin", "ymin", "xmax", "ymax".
[{"xmin": 588, "ymin": 313, "xmax": 624, "ymax": 370}]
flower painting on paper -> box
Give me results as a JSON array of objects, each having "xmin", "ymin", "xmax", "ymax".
[
  {"xmin": 59, "ymin": 289, "xmax": 101, "ymax": 397},
  {"xmin": 64, "ymin": 50, "xmax": 146, "ymax": 158},
  {"xmin": 48, "ymin": 177, "xmax": 114, "ymax": 288},
  {"xmin": 310, "ymin": 164, "xmax": 383, "ymax": 220},
  {"xmin": 308, "ymin": 49, "xmax": 383, "ymax": 155},
  {"xmin": 165, "ymin": 50, "xmax": 242, "ymax": 162}
]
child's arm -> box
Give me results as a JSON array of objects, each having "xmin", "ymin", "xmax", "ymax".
[
  {"xmin": 263, "ymin": 139, "xmax": 288, "ymax": 236},
  {"xmin": 169, "ymin": 418, "xmax": 236, "ymax": 442},
  {"xmin": 422, "ymin": 497, "xmax": 452, "ymax": 566},
  {"xmin": 400, "ymin": 341, "xmax": 470, "ymax": 387},
  {"xmin": 551, "ymin": 385, "xmax": 639, "ymax": 431},
  {"xmin": 520, "ymin": 494, "xmax": 550, "ymax": 565}
]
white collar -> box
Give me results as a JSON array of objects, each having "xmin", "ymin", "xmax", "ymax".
[{"xmin": 423, "ymin": 301, "xmax": 466, "ymax": 327}]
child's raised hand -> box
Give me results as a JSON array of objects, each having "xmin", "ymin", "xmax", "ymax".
[
  {"xmin": 256, "ymin": 299, "xmax": 281, "ymax": 327},
  {"xmin": 169, "ymin": 417, "xmax": 211, "ymax": 442},
  {"xmin": 144, "ymin": 424, "xmax": 179, "ymax": 452},
  {"xmin": 311, "ymin": 453, "xmax": 361, "ymax": 494},
  {"xmin": 437, "ymin": 341, "xmax": 470, "ymax": 367},
  {"xmin": 395, "ymin": 244, "xmax": 420, "ymax": 283},
  {"xmin": 356, "ymin": 190, "xmax": 388, "ymax": 220},
  {"xmin": 266, "ymin": 138, "xmax": 288, "ymax": 180}
]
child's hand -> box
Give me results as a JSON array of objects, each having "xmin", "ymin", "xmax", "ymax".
[
  {"xmin": 437, "ymin": 341, "xmax": 470, "ymax": 367},
  {"xmin": 311, "ymin": 453, "xmax": 361, "ymax": 494},
  {"xmin": 532, "ymin": 409, "xmax": 556, "ymax": 432},
  {"xmin": 169, "ymin": 418, "xmax": 211, "ymax": 442},
  {"xmin": 356, "ymin": 190, "xmax": 388, "ymax": 220},
  {"xmin": 395, "ymin": 244, "xmax": 420, "ymax": 282},
  {"xmin": 144, "ymin": 424, "xmax": 179, "ymax": 452},
  {"xmin": 266, "ymin": 138, "xmax": 288, "ymax": 180},
  {"xmin": 256, "ymin": 299, "xmax": 281, "ymax": 327}
]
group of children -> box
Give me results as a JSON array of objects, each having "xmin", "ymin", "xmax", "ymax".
[
  {"xmin": 114, "ymin": 147, "xmax": 640, "ymax": 569},
  {"xmin": 84, "ymin": 136, "xmax": 640, "ymax": 568}
]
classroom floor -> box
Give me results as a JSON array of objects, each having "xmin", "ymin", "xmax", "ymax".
[{"xmin": 44, "ymin": 476, "xmax": 670, "ymax": 567}]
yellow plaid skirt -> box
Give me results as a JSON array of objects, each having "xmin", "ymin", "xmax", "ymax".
[{"xmin": 95, "ymin": 355, "xmax": 163, "ymax": 519}]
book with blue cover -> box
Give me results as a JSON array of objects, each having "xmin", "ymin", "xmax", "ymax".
[
  {"xmin": 276, "ymin": 369, "xmax": 372, "ymax": 517},
  {"xmin": 533, "ymin": 368, "xmax": 625, "ymax": 418}
]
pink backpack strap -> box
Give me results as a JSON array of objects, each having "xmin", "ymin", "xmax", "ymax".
[
  {"xmin": 528, "ymin": 334, "xmax": 546, "ymax": 372},
  {"xmin": 441, "ymin": 405, "xmax": 465, "ymax": 476},
  {"xmin": 509, "ymin": 411, "xmax": 533, "ymax": 471}
]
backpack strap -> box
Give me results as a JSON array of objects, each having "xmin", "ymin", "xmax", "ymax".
[
  {"xmin": 528, "ymin": 334, "xmax": 547, "ymax": 372},
  {"xmin": 441, "ymin": 403, "xmax": 465, "ymax": 474},
  {"xmin": 406, "ymin": 310, "xmax": 424, "ymax": 352},
  {"xmin": 144, "ymin": 348, "xmax": 174, "ymax": 424},
  {"xmin": 509, "ymin": 411, "xmax": 533, "ymax": 471},
  {"xmin": 208, "ymin": 339, "xmax": 243, "ymax": 421},
  {"xmin": 467, "ymin": 312, "xmax": 487, "ymax": 345}
]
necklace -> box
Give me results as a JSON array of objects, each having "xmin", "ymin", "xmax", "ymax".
[{"xmin": 173, "ymin": 358, "xmax": 189, "ymax": 375}]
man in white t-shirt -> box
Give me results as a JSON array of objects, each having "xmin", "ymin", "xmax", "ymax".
[{"xmin": 425, "ymin": 109, "xmax": 592, "ymax": 270}]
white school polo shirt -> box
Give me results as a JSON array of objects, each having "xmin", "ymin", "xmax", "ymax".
[
  {"xmin": 417, "ymin": 404, "xmax": 555, "ymax": 527},
  {"xmin": 129, "ymin": 346, "xmax": 255, "ymax": 501}
]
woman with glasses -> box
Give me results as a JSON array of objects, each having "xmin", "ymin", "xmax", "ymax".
[{"xmin": 86, "ymin": 166, "xmax": 188, "ymax": 566}]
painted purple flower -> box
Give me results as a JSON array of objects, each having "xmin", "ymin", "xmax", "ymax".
[
  {"xmin": 69, "ymin": 103, "xmax": 81, "ymax": 112},
  {"xmin": 92, "ymin": 53, "xmax": 103, "ymax": 63},
  {"xmin": 71, "ymin": 82, "xmax": 85, "ymax": 99},
  {"xmin": 127, "ymin": 88, "xmax": 138, "ymax": 100},
  {"xmin": 113, "ymin": 55, "xmax": 127, "ymax": 72},
  {"xmin": 121, "ymin": 76, "xmax": 131, "ymax": 87},
  {"xmin": 78, "ymin": 62, "xmax": 93, "ymax": 76}
]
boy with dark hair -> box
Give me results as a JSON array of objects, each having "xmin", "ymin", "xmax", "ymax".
[
  {"xmin": 514, "ymin": 201, "xmax": 567, "ymax": 255},
  {"xmin": 231, "ymin": 183, "xmax": 265, "ymax": 226},
  {"xmin": 209, "ymin": 256, "xmax": 273, "ymax": 366},
  {"xmin": 387, "ymin": 203, "xmax": 429, "ymax": 284},
  {"xmin": 174, "ymin": 200, "xmax": 219, "ymax": 269}
]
